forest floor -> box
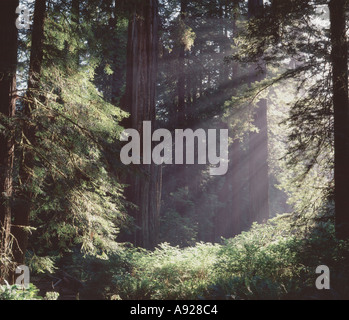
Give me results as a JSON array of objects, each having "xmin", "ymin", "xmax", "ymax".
[{"xmin": 2, "ymin": 214, "xmax": 348, "ymax": 300}]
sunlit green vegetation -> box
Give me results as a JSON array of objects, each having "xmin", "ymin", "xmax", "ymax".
[{"xmin": 22, "ymin": 215, "xmax": 346, "ymax": 300}]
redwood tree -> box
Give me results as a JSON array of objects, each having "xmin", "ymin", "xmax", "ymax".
[
  {"xmin": 122, "ymin": 0, "xmax": 162, "ymax": 249},
  {"xmin": 0, "ymin": 0, "xmax": 19, "ymax": 277},
  {"xmin": 12, "ymin": 0, "xmax": 47, "ymax": 266},
  {"xmin": 329, "ymin": 0, "xmax": 349, "ymax": 240}
]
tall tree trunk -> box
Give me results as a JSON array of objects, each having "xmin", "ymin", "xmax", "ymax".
[
  {"xmin": 174, "ymin": 0, "xmax": 189, "ymax": 203},
  {"xmin": 247, "ymin": 0, "xmax": 270, "ymax": 225},
  {"xmin": 12, "ymin": 0, "xmax": 46, "ymax": 265},
  {"xmin": 230, "ymin": 0, "xmax": 243, "ymax": 236},
  {"xmin": 215, "ymin": 139, "xmax": 242, "ymax": 240},
  {"xmin": 0, "ymin": 0, "xmax": 19, "ymax": 279},
  {"xmin": 63, "ymin": 0, "xmax": 79, "ymax": 70},
  {"xmin": 329, "ymin": 0, "xmax": 349, "ymax": 240},
  {"xmin": 177, "ymin": 0, "xmax": 187, "ymax": 128},
  {"xmin": 72, "ymin": 0, "xmax": 80, "ymax": 67},
  {"xmin": 123, "ymin": 0, "xmax": 161, "ymax": 249},
  {"xmin": 248, "ymin": 98, "xmax": 269, "ymax": 224},
  {"xmin": 111, "ymin": 0, "xmax": 124, "ymax": 105},
  {"xmin": 214, "ymin": 2, "xmax": 242, "ymax": 240},
  {"xmin": 230, "ymin": 140, "xmax": 242, "ymax": 236}
]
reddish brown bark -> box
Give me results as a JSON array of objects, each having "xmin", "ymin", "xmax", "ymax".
[
  {"xmin": 0, "ymin": 0, "xmax": 19, "ymax": 278},
  {"xmin": 12, "ymin": 0, "xmax": 46, "ymax": 265},
  {"xmin": 123, "ymin": 0, "xmax": 162, "ymax": 249},
  {"xmin": 329, "ymin": 0, "xmax": 349, "ymax": 240}
]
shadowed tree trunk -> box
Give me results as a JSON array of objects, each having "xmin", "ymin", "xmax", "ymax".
[
  {"xmin": 177, "ymin": 0, "xmax": 187, "ymax": 128},
  {"xmin": 215, "ymin": 139, "xmax": 242, "ymax": 240},
  {"xmin": 12, "ymin": 0, "xmax": 46, "ymax": 266},
  {"xmin": 214, "ymin": 1, "xmax": 243, "ymax": 240},
  {"xmin": 230, "ymin": 140, "xmax": 242, "ymax": 236},
  {"xmin": 329, "ymin": 0, "xmax": 349, "ymax": 240},
  {"xmin": 122, "ymin": 0, "xmax": 162, "ymax": 249},
  {"xmin": 230, "ymin": 0, "xmax": 243, "ymax": 236},
  {"xmin": 111, "ymin": 0, "xmax": 124, "ymax": 105},
  {"xmin": 0, "ymin": 0, "xmax": 19, "ymax": 279},
  {"xmin": 247, "ymin": 0, "xmax": 270, "ymax": 225},
  {"xmin": 72, "ymin": 0, "xmax": 80, "ymax": 67},
  {"xmin": 175, "ymin": 0, "xmax": 189, "ymax": 200}
]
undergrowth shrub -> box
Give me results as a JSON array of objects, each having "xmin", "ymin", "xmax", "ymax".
[
  {"xmin": 0, "ymin": 284, "xmax": 42, "ymax": 300},
  {"xmin": 55, "ymin": 214, "xmax": 349, "ymax": 300}
]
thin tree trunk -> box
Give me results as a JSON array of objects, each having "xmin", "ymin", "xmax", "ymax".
[
  {"xmin": 248, "ymin": 98, "xmax": 269, "ymax": 224},
  {"xmin": 329, "ymin": 0, "xmax": 349, "ymax": 240},
  {"xmin": 72, "ymin": 0, "xmax": 80, "ymax": 67},
  {"xmin": 111, "ymin": 0, "xmax": 124, "ymax": 105},
  {"xmin": 0, "ymin": 0, "xmax": 19, "ymax": 279},
  {"xmin": 230, "ymin": 140, "xmax": 242, "ymax": 236},
  {"xmin": 177, "ymin": 0, "xmax": 187, "ymax": 128},
  {"xmin": 230, "ymin": 0, "xmax": 243, "ymax": 236},
  {"xmin": 214, "ymin": 3, "xmax": 243, "ymax": 240},
  {"xmin": 12, "ymin": 0, "xmax": 46, "ymax": 265},
  {"xmin": 247, "ymin": 0, "xmax": 270, "ymax": 225}
]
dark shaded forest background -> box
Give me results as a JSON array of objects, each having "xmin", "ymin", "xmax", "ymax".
[{"xmin": 1, "ymin": 0, "xmax": 349, "ymax": 300}]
